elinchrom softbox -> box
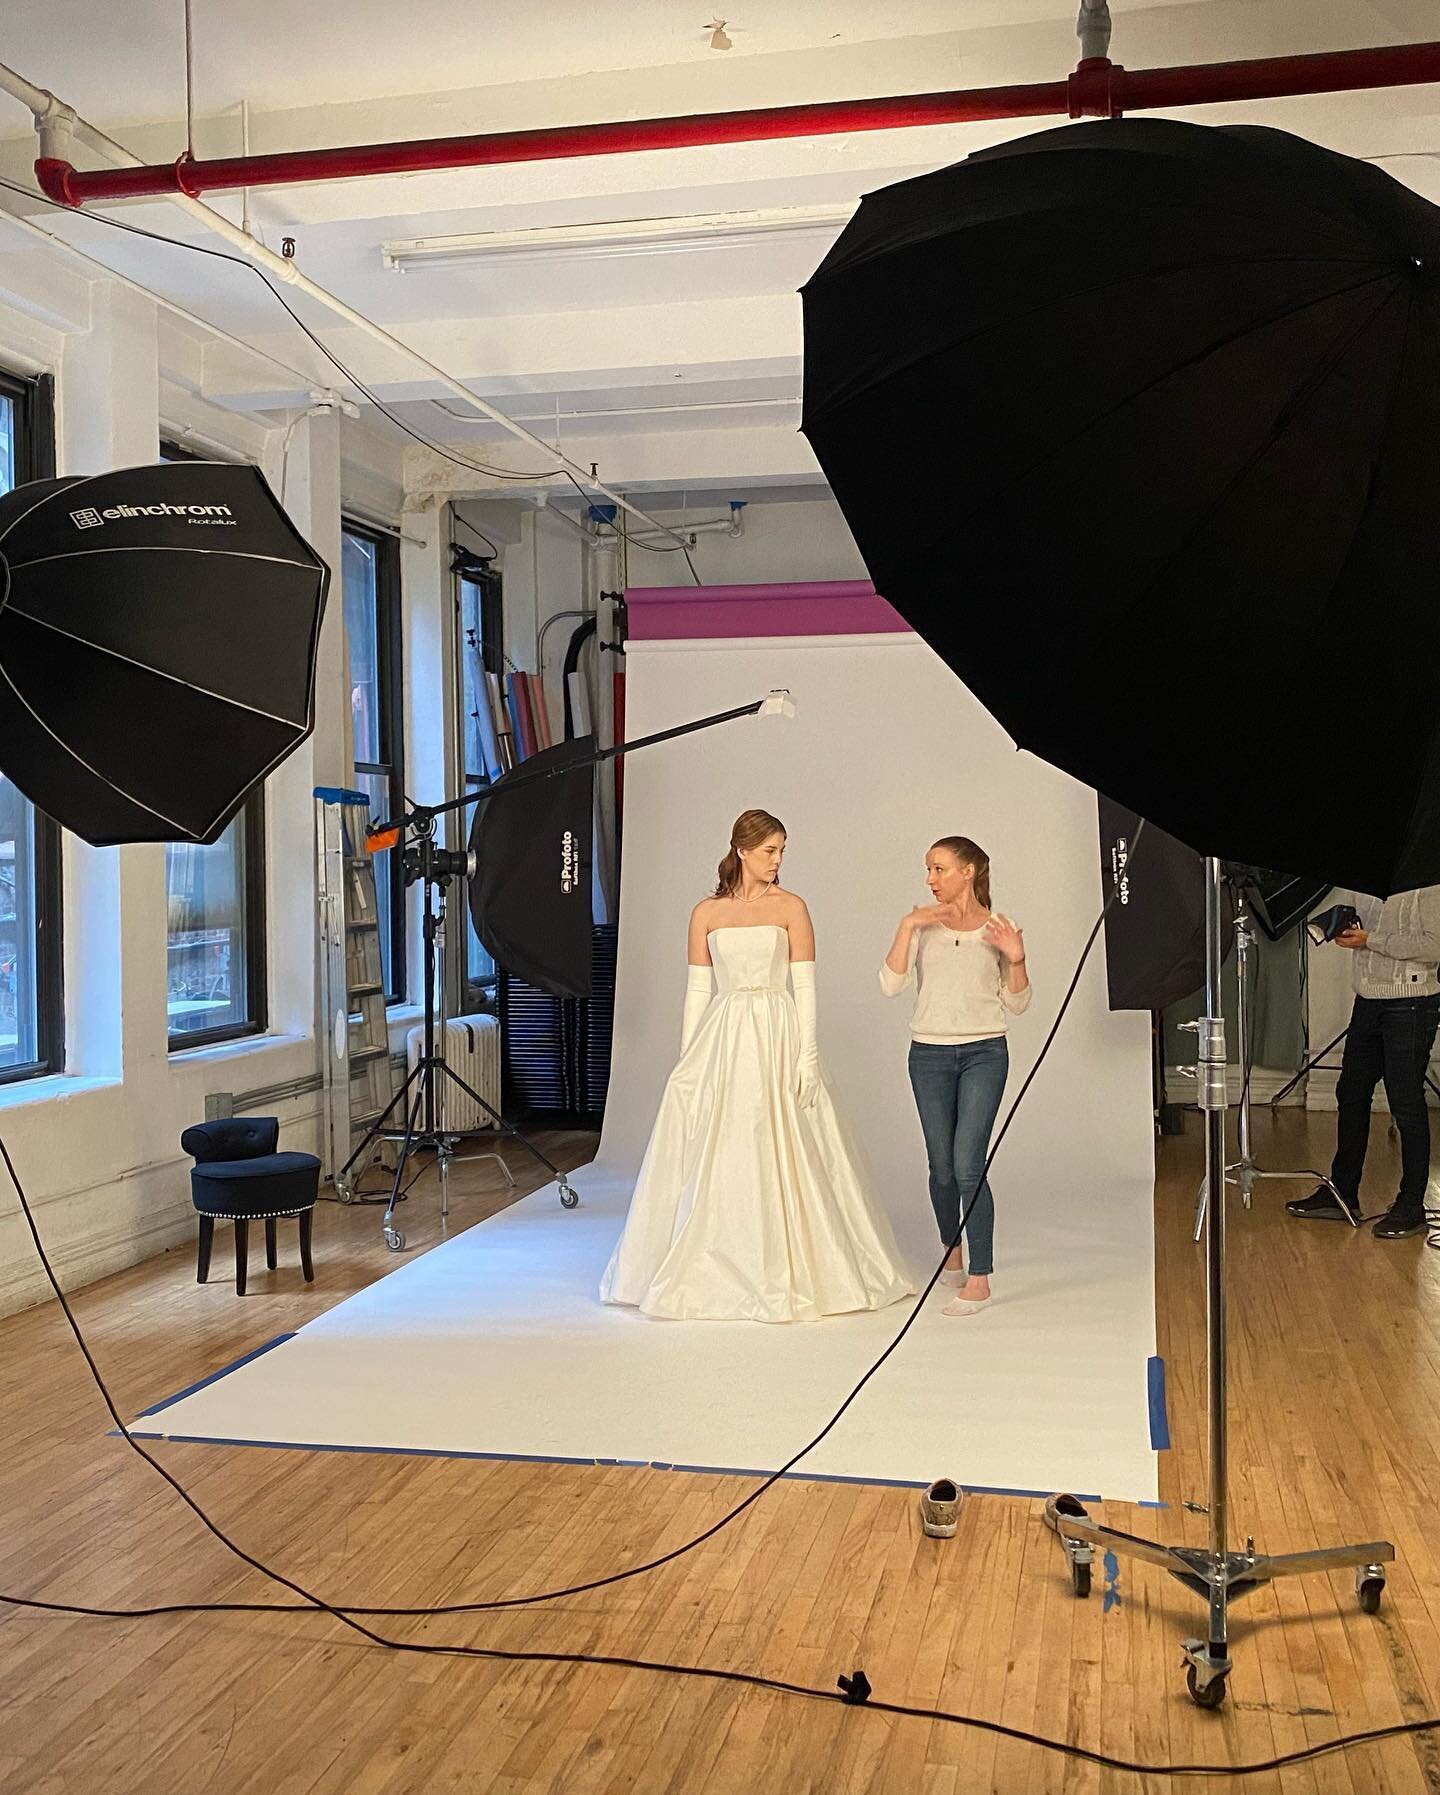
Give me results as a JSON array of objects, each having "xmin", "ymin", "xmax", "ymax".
[
  {"xmin": 1099, "ymin": 798, "xmax": 1234, "ymax": 1010},
  {"xmin": 0, "ymin": 461, "xmax": 327, "ymax": 845},
  {"xmin": 467, "ymin": 736, "xmax": 595, "ymax": 999}
]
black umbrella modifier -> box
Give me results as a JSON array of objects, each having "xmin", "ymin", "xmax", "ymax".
[
  {"xmin": 0, "ymin": 460, "xmax": 327, "ymax": 845},
  {"xmin": 802, "ymin": 119, "xmax": 1440, "ymax": 897},
  {"xmin": 468, "ymin": 736, "xmax": 596, "ymax": 999}
]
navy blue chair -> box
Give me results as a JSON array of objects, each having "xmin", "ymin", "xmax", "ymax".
[{"xmin": 181, "ymin": 1117, "xmax": 320, "ymax": 1296}]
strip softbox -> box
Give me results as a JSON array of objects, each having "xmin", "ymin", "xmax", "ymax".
[{"xmin": 1099, "ymin": 797, "xmax": 1235, "ymax": 1011}]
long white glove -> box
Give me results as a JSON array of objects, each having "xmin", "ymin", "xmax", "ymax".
[
  {"xmin": 680, "ymin": 964, "xmax": 713, "ymax": 1053},
  {"xmin": 790, "ymin": 960, "xmax": 821, "ymax": 1109}
]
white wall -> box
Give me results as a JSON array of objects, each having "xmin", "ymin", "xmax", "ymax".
[{"xmin": 0, "ymin": 242, "xmax": 420, "ymax": 1318}]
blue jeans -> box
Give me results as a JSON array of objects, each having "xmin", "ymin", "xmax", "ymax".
[
  {"xmin": 1332, "ymin": 994, "xmax": 1440, "ymax": 1215},
  {"xmin": 907, "ymin": 1037, "xmax": 1009, "ymax": 1276}
]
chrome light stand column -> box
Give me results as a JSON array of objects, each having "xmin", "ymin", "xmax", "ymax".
[
  {"xmin": 1052, "ymin": 857, "xmax": 1392, "ymax": 1708},
  {"xmin": 1192, "ymin": 884, "xmax": 1352, "ymax": 1240}
]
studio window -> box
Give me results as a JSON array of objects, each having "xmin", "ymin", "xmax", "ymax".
[
  {"xmin": 457, "ymin": 557, "xmax": 503, "ymax": 1003},
  {"xmin": 160, "ymin": 441, "xmax": 268, "ymax": 1050},
  {"xmin": 342, "ymin": 520, "xmax": 406, "ymax": 1002},
  {"xmin": 0, "ymin": 368, "xmax": 63, "ymax": 1085}
]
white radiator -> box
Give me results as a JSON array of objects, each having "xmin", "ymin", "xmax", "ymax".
[{"xmin": 406, "ymin": 1013, "xmax": 502, "ymax": 1132}]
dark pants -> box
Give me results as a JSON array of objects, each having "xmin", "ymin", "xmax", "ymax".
[
  {"xmin": 1331, "ymin": 994, "xmax": 1440, "ymax": 1217},
  {"xmin": 906, "ymin": 1037, "xmax": 1009, "ymax": 1275}
]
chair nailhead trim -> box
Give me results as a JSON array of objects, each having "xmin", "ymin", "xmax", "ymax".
[{"xmin": 200, "ymin": 1208, "xmax": 312, "ymax": 1222}]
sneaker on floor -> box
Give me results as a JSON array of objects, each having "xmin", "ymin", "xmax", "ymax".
[
  {"xmin": 920, "ymin": 1478, "xmax": 962, "ymax": 1538},
  {"xmin": 1285, "ymin": 1188, "xmax": 1360, "ymax": 1223},
  {"xmin": 1371, "ymin": 1205, "xmax": 1427, "ymax": 1240}
]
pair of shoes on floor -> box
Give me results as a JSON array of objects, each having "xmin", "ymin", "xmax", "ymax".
[
  {"xmin": 1371, "ymin": 1204, "xmax": 1429, "ymax": 1240},
  {"xmin": 920, "ymin": 1478, "xmax": 963, "ymax": 1538},
  {"xmin": 1285, "ymin": 1186, "xmax": 1361, "ymax": 1224}
]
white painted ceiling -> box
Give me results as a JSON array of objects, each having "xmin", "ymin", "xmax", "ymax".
[
  {"xmin": 2, "ymin": 0, "xmax": 1439, "ymax": 494},
  {"xmin": 3, "ymin": 0, "xmax": 1221, "ymax": 122}
]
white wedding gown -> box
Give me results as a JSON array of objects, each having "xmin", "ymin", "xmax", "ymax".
[{"xmin": 600, "ymin": 925, "xmax": 915, "ymax": 1322}]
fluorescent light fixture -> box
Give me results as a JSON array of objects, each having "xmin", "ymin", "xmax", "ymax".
[{"xmin": 382, "ymin": 204, "xmax": 853, "ymax": 272}]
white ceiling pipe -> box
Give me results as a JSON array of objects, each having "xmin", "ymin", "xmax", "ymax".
[{"xmin": 0, "ymin": 58, "xmax": 690, "ymax": 549}]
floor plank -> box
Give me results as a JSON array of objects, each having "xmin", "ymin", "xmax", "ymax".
[{"xmin": 1, "ymin": 1111, "xmax": 1438, "ymax": 1792}]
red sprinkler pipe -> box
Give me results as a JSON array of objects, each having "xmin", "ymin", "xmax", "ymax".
[{"xmin": 33, "ymin": 41, "xmax": 1440, "ymax": 208}]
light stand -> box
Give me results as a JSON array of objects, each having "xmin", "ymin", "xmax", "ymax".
[
  {"xmin": 1191, "ymin": 882, "xmax": 1350, "ymax": 1240},
  {"xmin": 1053, "ymin": 857, "xmax": 1393, "ymax": 1709},
  {"xmin": 339, "ymin": 691, "xmax": 795, "ymax": 1251},
  {"xmin": 335, "ymin": 819, "xmax": 577, "ymax": 1251}
]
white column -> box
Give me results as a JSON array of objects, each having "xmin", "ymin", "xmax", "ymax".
[
  {"xmin": 57, "ymin": 285, "xmax": 167, "ymax": 1078},
  {"xmin": 269, "ymin": 408, "xmax": 348, "ymax": 1039}
]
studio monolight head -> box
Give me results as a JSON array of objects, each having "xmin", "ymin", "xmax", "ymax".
[{"xmin": 401, "ymin": 835, "xmax": 476, "ymax": 888}]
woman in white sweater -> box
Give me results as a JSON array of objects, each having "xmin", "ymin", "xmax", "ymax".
[{"xmin": 881, "ymin": 837, "xmax": 1031, "ymax": 1316}]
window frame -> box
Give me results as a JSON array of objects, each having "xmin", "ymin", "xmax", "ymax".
[
  {"xmin": 159, "ymin": 438, "xmax": 269, "ymax": 1052},
  {"xmin": 455, "ymin": 556, "xmax": 504, "ymax": 1011},
  {"xmin": 0, "ymin": 365, "xmax": 64, "ymax": 1085},
  {"xmin": 342, "ymin": 517, "xmax": 407, "ymax": 1004},
  {"xmin": 164, "ymin": 793, "xmax": 269, "ymax": 1054}
]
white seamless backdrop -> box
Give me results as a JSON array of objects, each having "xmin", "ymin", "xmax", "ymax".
[
  {"xmin": 597, "ymin": 631, "xmax": 1156, "ymax": 1271},
  {"xmin": 143, "ymin": 629, "xmax": 1163, "ymax": 1502}
]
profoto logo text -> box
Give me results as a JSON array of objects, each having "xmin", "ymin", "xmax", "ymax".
[
  {"xmin": 560, "ymin": 829, "xmax": 579, "ymax": 896},
  {"xmin": 69, "ymin": 502, "xmax": 237, "ymax": 529}
]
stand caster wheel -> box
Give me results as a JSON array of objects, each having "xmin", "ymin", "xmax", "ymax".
[
  {"xmin": 1186, "ymin": 1664, "xmax": 1228, "ymax": 1709},
  {"xmin": 1357, "ymin": 1566, "xmax": 1386, "ymax": 1614},
  {"xmin": 384, "ymin": 1227, "xmax": 405, "ymax": 1252},
  {"xmin": 559, "ymin": 1183, "xmax": 579, "ymax": 1209},
  {"xmin": 1071, "ymin": 1559, "xmax": 1092, "ymax": 1599},
  {"xmin": 335, "ymin": 1177, "xmax": 355, "ymax": 1204}
]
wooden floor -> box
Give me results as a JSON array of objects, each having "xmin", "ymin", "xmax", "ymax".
[{"xmin": 2, "ymin": 1110, "xmax": 1439, "ymax": 1794}]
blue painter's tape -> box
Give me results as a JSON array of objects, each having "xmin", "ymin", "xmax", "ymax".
[
  {"xmin": 313, "ymin": 786, "xmax": 369, "ymax": 805},
  {"xmin": 134, "ymin": 1334, "xmax": 296, "ymax": 1418},
  {"xmin": 103, "ymin": 1425, "xmax": 1113, "ymax": 1507},
  {"xmin": 1147, "ymin": 1355, "xmax": 1171, "ymax": 1451},
  {"xmin": 1102, "ymin": 1549, "xmax": 1122, "ymax": 1612}
]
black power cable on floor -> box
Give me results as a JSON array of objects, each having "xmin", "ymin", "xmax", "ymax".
[
  {"xmin": 1, "ymin": 181, "xmax": 1435, "ymax": 1773},
  {"xmin": 5, "ymin": 857, "xmax": 1440, "ymax": 1774}
]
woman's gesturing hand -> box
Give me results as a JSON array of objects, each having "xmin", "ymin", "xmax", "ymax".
[
  {"xmin": 982, "ymin": 914, "xmax": 1025, "ymax": 964},
  {"xmin": 905, "ymin": 903, "xmax": 964, "ymax": 931}
]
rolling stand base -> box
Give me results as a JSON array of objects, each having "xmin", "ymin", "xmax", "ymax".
[{"xmin": 1049, "ymin": 1502, "xmax": 1392, "ymax": 1708}]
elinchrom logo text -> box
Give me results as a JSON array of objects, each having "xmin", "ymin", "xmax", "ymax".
[{"xmin": 69, "ymin": 502, "xmax": 236, "ymax": 529}]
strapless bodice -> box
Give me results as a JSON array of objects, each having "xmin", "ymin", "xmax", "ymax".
[{"xmin": 708, "ymin": 925, "xmax": 791, "ymax": 995}]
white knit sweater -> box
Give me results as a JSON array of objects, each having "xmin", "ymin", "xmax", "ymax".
[
  {"xmin": 1344, "ymin": 888, "xmax": 1440, "ymax": 1001},
  {"xmin": 879, "ymin": 924, "xmax": 1033, "ymax": 1044}
]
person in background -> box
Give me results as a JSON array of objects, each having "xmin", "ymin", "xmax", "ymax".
[
  {"xmin": 881, "ymin": 836, "xmax": 1031, "ymax": 1316},
  {"xmin": 1287, "ymin": 885, "xmax": 1440, "ymax": 1238}
]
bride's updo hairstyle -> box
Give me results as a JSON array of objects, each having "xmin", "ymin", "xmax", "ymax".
[{"xmin": 716, "ymin": 808, "xmax": 786, "ymax": 898}]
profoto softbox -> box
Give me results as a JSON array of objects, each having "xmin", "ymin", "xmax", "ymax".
[
  {"xmin": 467, "ymin": 736, "xmax": 596, "ymax": 999},
  {"xmin": 1098, "ymin": 796, "xmax": 1235, "ymax": 1011}
]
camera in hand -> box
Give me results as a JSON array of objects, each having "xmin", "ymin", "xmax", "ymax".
[{"xmin": 1305, "ymin": 903, "xmax": 1362, "ymax": 945}]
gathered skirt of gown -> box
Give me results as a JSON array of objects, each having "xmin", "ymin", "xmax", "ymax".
[{"xmin": 600, "ymin": 925, "xmax": 915, "ymax": 1322}]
